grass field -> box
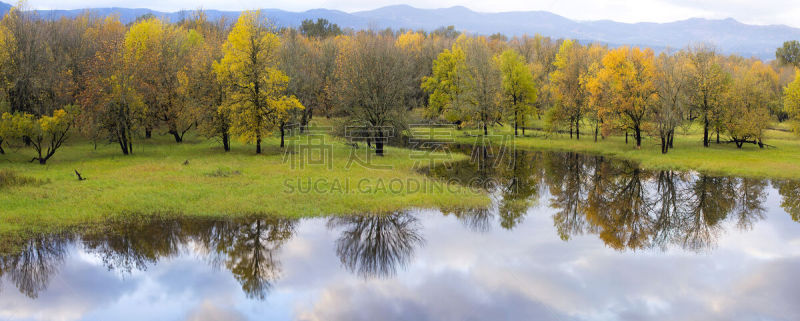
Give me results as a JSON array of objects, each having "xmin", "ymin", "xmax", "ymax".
[{"xmin": 0, "ymin": 128, "xmax": 488, "ymax": 253}]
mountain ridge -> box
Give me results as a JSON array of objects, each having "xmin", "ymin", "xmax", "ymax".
[{"xmin": 0, "ymin": 2, "xmax": 797, "ymax": 60}]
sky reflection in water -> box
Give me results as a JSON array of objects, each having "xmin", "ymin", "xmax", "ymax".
[{"xmin": 2, "ymin": 151, "xmax": 800, "ymax": 321}]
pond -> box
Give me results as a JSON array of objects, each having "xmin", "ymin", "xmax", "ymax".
[{"xmin": 2, "ymin": 148, "xmax": 800, "ymax": 320}]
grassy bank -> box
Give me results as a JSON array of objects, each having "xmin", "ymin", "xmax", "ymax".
[
  {"xmin": 453, "ymin": 120, "xmax": 800, "ymax": 180},
  {"xmin": 0, "ymin": 131, "xmax": 489, "ymax": 252}
]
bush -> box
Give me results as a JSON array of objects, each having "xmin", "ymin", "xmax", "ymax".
[{"xmin": 0, "ymin": 169, "xmax": 47, "ymax": 188}]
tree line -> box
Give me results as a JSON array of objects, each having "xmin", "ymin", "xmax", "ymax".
[
  {"xmin": 426, "ymin": 38, "xmax": 800, "ymax": 153},
  {"xmin": 1, "ymin": 4, "xmax": 800, "ymax": 164}
]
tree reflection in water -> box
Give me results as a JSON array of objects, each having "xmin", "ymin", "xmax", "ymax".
[
  {"xmin": 327, "ymin": 213, "xmax": 424, "ymax": 279},
  {"xmin": 430, "ymin": 148, "xmax": 777, "ymax": 252},
  {"xmin": 200, "ymin": 218, "xmax": 297, "ymax": 300},
  {"xmin": 82, "ymin": 217, "xmax": 298, "ymax": 300},
  {"xmin": 81, "ymin": 220, "xmax": 188, "ymax": 273},
  {"xmin": 0, "ymin": 149, "xmax": 798, "ymax": 300},
  {"xmin": 546, "ymin": 152, "xmax": 770, "ymax": 252},
  {"xmin": 0, "ymin": 236, "xmax": 70, "ymax": 298},
  {"xmin": 0, "ymin": 217, "xmax": 297, "ymax": 300},
  {"xmin": 775, "ymin": 180, "xmax": 800, "ymax": 222},
  {"xmin": 0, "ymin": 213, "xmax": 426, "ymax": 299},
  {"xmin": 426, "ymin": 144, "xmax": 543, "ymax": 231}
]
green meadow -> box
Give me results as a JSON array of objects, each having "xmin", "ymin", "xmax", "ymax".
[{"xmin": 0, "ymin": 130, "xmax": 488, "ymax": 253}]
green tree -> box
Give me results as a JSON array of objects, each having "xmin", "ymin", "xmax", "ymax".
[
  {"xmin": 299, "ymin": 18, "xmax": 341, "ymax": 38},
  {"xmin": 431, "ymin": 25, "xmax": 460, "ymax": 39},
  {"xmin": 511, "ymin": 34, "xmax": 561, "ymax": 124},
  {"xmin": 494, "ymin": 49, "xmax": 537, "ymax": 136},
  {"xmin": 214, "ymin": 11, "xmax": 303, "ymax": 154},
  {"xmin": 776, "ymin": 40, "xmax": 800, "ymax": 68},
  {"xmin": 784, "ymin": 69, "xmax": 800, "ymax": 131},
  {"xmin": 421, "ymin": 45, "xmax": 467, "ymax": 123},
  {"xmin": 460, "ymin": 36, "xmax": 502, "ymax": 135}
]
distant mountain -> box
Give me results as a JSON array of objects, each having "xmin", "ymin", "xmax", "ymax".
[{"xmin": 1, "ymin": 2, "xmax": 798, "ymax": 60}]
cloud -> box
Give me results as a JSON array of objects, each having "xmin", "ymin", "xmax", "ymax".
[
  {"xmin": 184, "ymin": 301, "xmax": 248, "ymax": 321},
  {"xmin": 0, "ymin": 251, "xmax": 136, "ymax": 321}
]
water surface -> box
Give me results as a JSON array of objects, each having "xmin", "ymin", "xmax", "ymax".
[{"xmin": 2, "ymin": 150, "xmax": 800, "ymax": 320}]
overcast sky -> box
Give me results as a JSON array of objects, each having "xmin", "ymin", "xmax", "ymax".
[{"xmin": 23, "ymin": 0, "xmax": 800, "ymax": 27}]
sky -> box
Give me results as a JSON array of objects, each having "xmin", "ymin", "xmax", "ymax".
[{"xmin": 20, "ymin": 0, "xmax": 800, "ymax": 28}]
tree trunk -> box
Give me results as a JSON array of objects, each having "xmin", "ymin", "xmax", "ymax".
[
  {"xmin": 256, "ymin": 135, "xmax": 262, "ymax": 154},
  {"xmin": 625, "ymin": 131, "xmax": 628, "ymax": 144},
  {"xmin": 170, "ymin": 130, "xmax": 182, "ymax": 143},
  {"xmin": 300, "ymin": 108, "xmax": 310, "ymax": 133},
  {"xmin": 118, "ymin": 138, "xmax": 128, "ymax": 155},
  {"xmin": 0, "ymin": 141, "xmax": 4, "ymax": 154},
  {"xmin": 375, "ymin": 129, "xmax": 384, "ymax": 156},
  {"xmin": 117, "ymin": 129, "xmax": 130, "ymax": 155},
  {"xmin": 635, "ymin": 126, "xmax": 642, "ymax": 148},
  {"xmin": 483, "ymin": 123, "xmax": 488, "ymax": 136},
  {"xmin": 594, "ymin": 123, "xmax": 598, "ymax": 142},
  {"xmin": 222, "ymin": 132, "xmax": 230, "ymax": 152},
  {"xmin": 280, "ymin": 124, "xmax": 285, "ymax": 148},
  {"xmin": 703, "ymin": 116, "xmax": 709, "ymax": 147},
  {"xmin": 145, "ymin": 128, "xmax": 152, "ymax": 139},
  {"xmin": 575, "ymin": 119, "xmax": 580, "ymax": 140},
  {"xmin": 668, "ymin": 130, "xmax": 674, "ymax": 149},
  {"xmin": 661, "ymin": 136, "xmax": 667, "ymax": 154},
  {"xmin": 569, "ymin": 122, "xmax": 573, "ymax": 139},
  {"xmin": 514, "ymin": 110, "xmax": 518, "ymax": 136},
  {"xmin": 716, "ymin": 131, "xmax": 720, "ymax": 144}
]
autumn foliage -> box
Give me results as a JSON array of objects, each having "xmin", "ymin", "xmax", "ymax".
[{"xmin": 0, "ymin": 3, "xmax": 797, "ymax": 164}]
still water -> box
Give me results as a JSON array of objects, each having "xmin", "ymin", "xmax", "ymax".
[{"xmin": 2, "ymin": 150, "xmax": 800, "ymax": 320}]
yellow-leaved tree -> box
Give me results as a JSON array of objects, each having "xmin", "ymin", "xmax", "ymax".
[
  {"xmin": 722, "ymin": 60, "xmax": 777, "ymax": 148},
  {"xmin": 214, "ymin": 11, "xmax": 303, "ymax": 153},
  {"xmin": 0, "ymin": 105, "xmax": 77, "ymax": 164},
  {"xmin": 588, "ymin": 47, "xmax": 658, "ymax": 149},
  {"xmin": 125, "ymin": 17, "xmax": 204, "ymax": 143}
]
